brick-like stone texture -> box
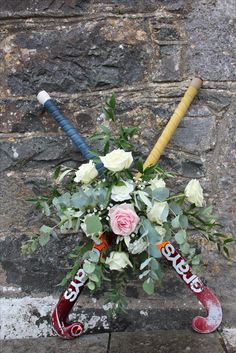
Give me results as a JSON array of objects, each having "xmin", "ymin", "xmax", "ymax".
[
  {"xmin": 0, "ymin": 1, "xmax": 191, "ymax": 18},
  {"xmin": 0, "ymin": 0, "xmax": 235, "ymax": 337}
]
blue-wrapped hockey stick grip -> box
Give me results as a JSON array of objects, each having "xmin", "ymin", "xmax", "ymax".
[{"xmin": 37, "ymin": 91, "xmax": 104, "ymax": 173}]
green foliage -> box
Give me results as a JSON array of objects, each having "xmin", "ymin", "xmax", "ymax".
[
  {"xmin": 21, "ymin": 236, "xmax": 39, "ymax": 255},
  {"xmin": 184, "ymin": 205, "xmax": 233, "ymax": 257},
  {"xmin": 152, "ymin": 187, "xmax": 170, "ymax": 201},
  {"xmin": 83, "ymin": 260, "xmax": 96, "ymax": 274},
  {"xmin": 143, "ymin": 278, "xmax": 155, "ymax": 295},
  {"xmin": 85, "ymin": 215, "xmax": 103, "ymax": 235},
  {"xmin": 140, "ymin": 217, "xmax": 162, "ymax": 245},
  {"xmin": 175, "ymin": 230, "xmax": 187, "ymax": 244},
  {"xmin": 90, "ymin": 93, "xmax": 139, "ymax": 155},
  {"xmin": 22, "ymin": 92, "xmax": 233, "ymax": 316},
  {"xmin": 102, "ymin": 93, "xmax": 116, "ymax": 122},
  {"xmin": 104, "ymin": 273, "xmax": 128, "ymax": 316}
]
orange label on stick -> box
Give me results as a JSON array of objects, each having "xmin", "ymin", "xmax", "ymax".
[{"xmin": 157, "ymin": 241, "xmax": 170, "ymax": 251}]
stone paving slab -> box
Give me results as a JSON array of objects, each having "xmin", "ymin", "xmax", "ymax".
[
  {"xmin": 2, "ymin": 334, "xmax": 109, "ymax": 353},
  {"xmin": 221, "ymin": 328, "xmax": 236, "ymax": 353},
  {"xmin": 2, "ymin": 330, "xmax": 229, "ymax": 353},
  {"xmin": 109, "ymin": 330, "xmax": 225, "ymax": 353}
]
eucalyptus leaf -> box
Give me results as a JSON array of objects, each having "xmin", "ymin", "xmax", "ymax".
[
  {"xmin": 71, "ymin": 192, "xmax": 89, "ymax": 209},
  {"xmin": 31, "ymin": 241, "xmax": 38, "ymax": 253},
  {"xmin": 171, "ymin": 215, "xmax": 180, "ymax": 229},
  {"xmin": 189, "ymin": 248, "xmax": 196, "ymax": 257},
  {"xmin": 139, "ymin": 269, "xmax": 150, "ymax": 279},
  {"xmin": 191, "ymin": 256, "xmax": 201, "ymax": 265},
  {"xmin": 57, "ymin": 192, "xmax": 71, "ymax": 207},
  {"xmin": 39, "ymin": 225, "xmax": 53, "ymax": 234},
  {"xmin": 179, "ymin": 215, "xmax": 188, "ymax": 229},
  {"xmin": 150, "ymin": 244, "xmax": 162, "ymax": 258},
  {"xmin": 89, "ymin": 249, "xmax": 100, "ymax": 263},
  {"xmin": 169, "ymin": 202, "xmax": 183, "ymax": 216},
  {"xmin": 89, "ymin": 273, "xmax": 99, "ymax": 283},
  {"xmin": 175, "ymin": 230, "xmax": 187, "ymax": 245},
  {"xmin": 150, "ymin": 258, "xmax": 160, "ymax": 271},
  {"xmin": 150, "ymin": 270, "xmax": 159, "ymax": 281},
  {"xmin": 42, "ymin": 202, "xmax": 51, "ymax": 216},
  {"xmin": 140, "ymin": 257, "xmax": 152, "ymax": 270},
  {"xmin": 38, "ymin": 234, "xmax": 50, "ymax": 247},
  {"xmin": 143, "ymin": 278, "xmax": 155, "ymax": 295},
  {"xmin": 180, "ymin": 242, "xmax": 190, "ymax": 254},
  {"xmin": 87, "ymin": 281, "xmax": 96, "ymax": 290},
  {"xmin": 152, "ymin": 187, "xmax": 169, "ymax": 201},
  {"xmin": 85, "ymin": 215, "xmax": 103, "ymax": 235},
  {"xmin": 159, "ymin": 203, "xmax": 169, "ymax": 222},
  {"xmin": 140, "ymin": 217, "xmax": 162, "ymax": 244},
  {"xmin": 138, "ymin": 191, "xmax": 152, "ymax": 208},
  {"xmin": 83, "ymin": 261, "xmax": 96, "ymax": 274}
]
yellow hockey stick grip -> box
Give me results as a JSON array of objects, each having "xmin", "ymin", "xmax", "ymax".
[{"xmin": 142, "ymin": 78, "xmax": 202, "ymax": 171}]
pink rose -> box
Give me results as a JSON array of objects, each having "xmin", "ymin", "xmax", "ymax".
[{"xmin": 109, "ymin": 203, "xmax": 140, "ymax": 236}]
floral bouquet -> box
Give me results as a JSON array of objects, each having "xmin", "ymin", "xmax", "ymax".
[{"xmin": 23, "ymin": 94, "xmax": 232, "ymax": 316}]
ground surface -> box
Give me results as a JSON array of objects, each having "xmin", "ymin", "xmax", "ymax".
[{"xmin": 2, "ymin": 330, "xmax": 236, "ymax": 353}]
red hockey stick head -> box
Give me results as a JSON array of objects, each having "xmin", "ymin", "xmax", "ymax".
[
  {"xmin": 51, "ymin": 306, "xmax": 84, "ymax": 340},
  {"xmin": 192, "ymin": 287, "xmax": 222, "ymax": 333},
  {"xmin": 158, "ymin": 242, "xmax": 222, "ymax": 334}
]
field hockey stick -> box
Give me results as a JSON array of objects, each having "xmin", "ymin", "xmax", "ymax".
[
  {"xmin": 140, "ymin": 77, "xmax": 222, "ymax": 333},
  {"xmin": 51, "ymin": 233, "xmax": 110, "ymax": 339},
  {"xmin": 37, "ymin": 91, "xmax": 108, "ymax": 339}
]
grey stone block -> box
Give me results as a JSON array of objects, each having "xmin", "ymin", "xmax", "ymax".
[
  {"xmin": 109, "ymin": 330, "xmax": 225, "ymax": 353},
  {"xmin": 185, "ymin": 0, "xmax": 235, "ymax": 81},
  {"xmin": 0, "ymin": 0, "xmax": 190, "ymax": 18},
  {"xmin": 152, "ymin": 45, "xmax": 183, "ymax": 82},
  {"xmin": 221, "ymin": 328, "xmax": 236, "ymax": 353},
  {"xmin": 2, "ymin": 334, "xmax": 109, "ymax": 353},
  {"xmin": 2, "ymin": 19, "xmax": 150, "ymax": 96},
  {"xmin": 172, "ymin": 116, "xmax": 216, "ymax": 153},
  {"xmin": 0, "ymin": 135, "xmax": 83, "ymax": 172}
]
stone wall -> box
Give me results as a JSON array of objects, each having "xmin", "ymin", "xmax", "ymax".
[{"xmin": 0, "ymin": 0, "xmax": 235, "ymax": 339}]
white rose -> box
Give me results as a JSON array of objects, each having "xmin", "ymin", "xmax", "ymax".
[
  {"xmin": 105, "ymin": 251, "xmax": 133, "ymax": 271},
  {"xmin": 147, "ymin": 201, "xmax": 169, "ymax": 225},
  {"xmin": 74, "ymin": 161, "xmax": 98, "ymax": 184},
  {"xmin": 185, "ymin": 179, "xmax": 204, "ymax": 207},
  {"xmin": 149, "ymin": 176, "xmax": 166, "ymax": 190},
  {"xmin": 111, "ymin": 180, "xmax": 134, "ymax": 202},
  {"xmin": 100, "ymin": 149, "xmax": 133, "ymax": 172},
  {"xmin": 124, "ymin": 236, "xmax": 148, "ymax": 254}
]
